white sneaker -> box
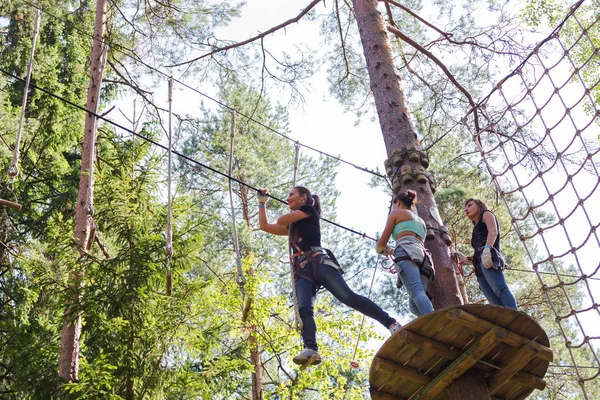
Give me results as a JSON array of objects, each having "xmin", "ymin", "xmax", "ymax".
[
  {"xmin": 389, "ymin": 321, "xmax": 402, "ymax": 335},
  {"xmin": 292, "ymin": 348, "xmax": 322, "ymax": 366}
]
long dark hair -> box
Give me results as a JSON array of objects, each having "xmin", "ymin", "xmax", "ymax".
[
  {"xmin": 464, "ymin": 198, "xmax": 490, "ymax": 225},
  {"xmin": 294, "ymin": 186, "xmax": 321, "ymax": 216},
  {"xmin": 394, "ymin": 190, "xmax": 418, "ymax": 209}
]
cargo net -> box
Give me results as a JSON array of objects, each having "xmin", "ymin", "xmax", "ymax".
[{"xmin": 465, "ymin": 0, "xmax": 600, "ymax": 397}]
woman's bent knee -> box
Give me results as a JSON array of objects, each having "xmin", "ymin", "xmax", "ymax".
[{"xmin": 298, "ymin": 306, "xmax": 314, "ymax": 317}]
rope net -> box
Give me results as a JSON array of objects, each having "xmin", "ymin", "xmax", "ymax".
[{"xmin": 467, "ymin": 0, "xmax": 600, "ymax": 397}]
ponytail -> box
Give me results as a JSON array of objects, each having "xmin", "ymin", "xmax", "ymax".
[{"xmin": 394, "ymin": 190, "xmax": 418, "ymax": 208}]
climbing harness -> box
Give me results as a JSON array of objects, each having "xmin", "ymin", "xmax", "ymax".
[
  {"xmin": 228, "ymin": 110, "xmax": 246, "ymax": 293},
  {"xmin": 165, "ymin": 77, "xmax": 174, "ymax": 295},
  {"xmin": 289, "ymin": 238, "xmax": 342, "ymax": 284}
]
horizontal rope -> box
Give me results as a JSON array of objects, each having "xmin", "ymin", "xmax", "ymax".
[{"xmin": 0, "ymin": 67, "xmax": 377, "ymax": 242}]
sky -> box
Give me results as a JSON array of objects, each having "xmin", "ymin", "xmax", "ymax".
[{"xmin": 208, "ymin": 1, "xmax": 393, "ymax": 236}]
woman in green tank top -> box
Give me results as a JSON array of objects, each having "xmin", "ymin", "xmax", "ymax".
[{"xmin": 376, "ymin": 190, "xmax": 434, "ymax": 317}]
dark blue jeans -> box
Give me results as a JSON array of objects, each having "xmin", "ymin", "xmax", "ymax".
[
  {"xmin": 295, "ymin": 258, "xmax": 396, "ymax": 351},
  {"xmin": 476, "ymin": 259, "xmax": 518, "ymax": 310}
]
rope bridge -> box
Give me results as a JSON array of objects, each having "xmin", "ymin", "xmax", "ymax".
[{"xmin": 467, "ymin": 0, "xmax": 600, "ymax": 397}]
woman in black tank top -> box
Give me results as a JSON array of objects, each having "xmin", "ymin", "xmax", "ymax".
[
  {"xmin": 257, "ymin": 186, "xmax": 400, "ymax": 367},
  {"xmin": 464, "ymin": 198, "xmax": 517, "ymax": 309}
]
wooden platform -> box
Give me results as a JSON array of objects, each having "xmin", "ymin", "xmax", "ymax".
[{"xmin": 369, "ymin": 304, "xmax": 552, "ymax": 400}]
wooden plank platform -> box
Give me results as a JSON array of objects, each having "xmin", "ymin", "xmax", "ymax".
[{"xmin": 369, "ymin": 304, "xmax": 552, "ymax": 400}]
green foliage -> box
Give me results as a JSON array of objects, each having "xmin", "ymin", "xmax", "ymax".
[
  {"xmin": 176, "ymin": 79, "xmax": 386, "ymax": 399},
  {"xmin": 521, "ymin": 0, "xmax": 566, "ymax": 28},
  {"xmin": 2, "ymin": 1, "xmax": 597, "ymax": 398},
  {"xmin": 0, "ymin": 3, "xmax": 95, "ymax": 398}
]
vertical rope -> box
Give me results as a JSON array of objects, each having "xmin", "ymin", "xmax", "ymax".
[
  {"xmin": 350, "ymin": 253, "xmax": 381, "ymax": 366},
  {"xmin": 229, "ymin": 111, "xmax": 246, "ymax": 292},
  {"xmin": 8, "ymin": 9, "xmax": 41, "ymax": 185},
  {"xmin": 289, "ymin": 142, "xmax": 302, "ymax": 330},
  {"xmin": 165, "ymin": 77, "xmax": 173, "ymax": 296}
]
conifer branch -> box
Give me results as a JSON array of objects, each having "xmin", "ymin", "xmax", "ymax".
[{"xmin": 168, "ymin": 0, "xmax": 322, "ymax": 67}]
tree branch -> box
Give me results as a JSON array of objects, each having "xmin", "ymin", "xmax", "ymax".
[
  {"xmin": 335, "ymin": 0, "xmax": 351, "ymax": 83},
  {"xmin": 387, "ymin": 26, "xmax": 475, "ymax": 108},
  {"xmin": 381, "ymin": 0, "xmax": 452, "ymax": 39},
  {"xmin": 382, "ymin": 0, "xmax": 523, "ymax": 58},
  {"xmin": 168, "ymin": 0, "xmax": 322, "ymax": 67},
  {"xmin": 386, "ymin": 24, "xmax": 482, "ymax": 133}
]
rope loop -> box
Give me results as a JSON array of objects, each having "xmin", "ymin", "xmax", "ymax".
[
  {"xmin": 457, "ymin": 259, "xmax": 474, "ymax": 278},
  {"xmin": 381, "ymin": 255, "xmax": 397, "ymax": 274}
]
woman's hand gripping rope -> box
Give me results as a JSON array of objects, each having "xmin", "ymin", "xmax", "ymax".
[
  {"xmin": 380, "ymin": 246, "xmax": 398, "ymax": 274},
  {"xmin": 257, "ymin": 188, "xmax": 270, "ymax": 205}
]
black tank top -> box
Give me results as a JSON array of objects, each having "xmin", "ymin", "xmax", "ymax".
[
  {"xmin": 471, "ymin": 210, "xmax": 500, "ymax": 251},
  {"xmin": 290, "ymin": 204, "xmax": 321, "ymax": 252}
]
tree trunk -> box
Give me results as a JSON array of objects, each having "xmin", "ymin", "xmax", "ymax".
[
  {"xmin": 352, "ymin": 0, "xmax": 486, "ymax": 397},
  {"xmin": 58, "ymin": 0, "xmax": 108, "ymax": 383},
  {"xmin": 249, "ymin": 333, "xmax": 263, "ymax": 400},
  {"xmin": 352, "ymin": 0, "xmax": 462, "ymax": 310},
  {"xmin": 240, "ymin": 186, "xmax": 262, "ymax": 400}
]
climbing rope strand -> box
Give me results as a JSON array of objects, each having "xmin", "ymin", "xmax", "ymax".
[
  {"xmin": 8, "ymin": 9, "xmax": 41, "ymax": 184},
  {"xmin": 288, "ymin": 142, "xmax": 302, "ymax": 330},
  {"xmin": 476, "ymin": 104, "xmax": 600, "ymax": 393},
  {"xmin": 20, "ymin": 0, "xmax": 387, "ymax": 181},
  {"xmin": 464, "ymin": 0, "xmax": 587, "ymax": 116},
  {"xmin": 350, "ymin": 253, "xmax": 381, "ymax": 365},
  {"xmin": 466, "ymin": 2, "xmax": 600, "ymax": 395},
  {"xmin": 228, "ymin": 111, "xmax": 246, "ymax": 291}
]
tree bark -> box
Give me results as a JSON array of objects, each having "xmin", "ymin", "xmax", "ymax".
[
  {"xmin": 58, "ymin": 0, "xmax": 108, "ymax": 383},
  {"xmin": 352, "ymin": 0, "xmax": 462, "ymax": 309},
  {"xmin": 241, "ymin": 188, "xmax": 263, "ymax": 400},
  {"xmin": 249, "ymin": 332, "xmax": 263, "ymax": 400},
  {"xmin": 352, "ymin": 0, "xmax": 487, "ymax": 397}
]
